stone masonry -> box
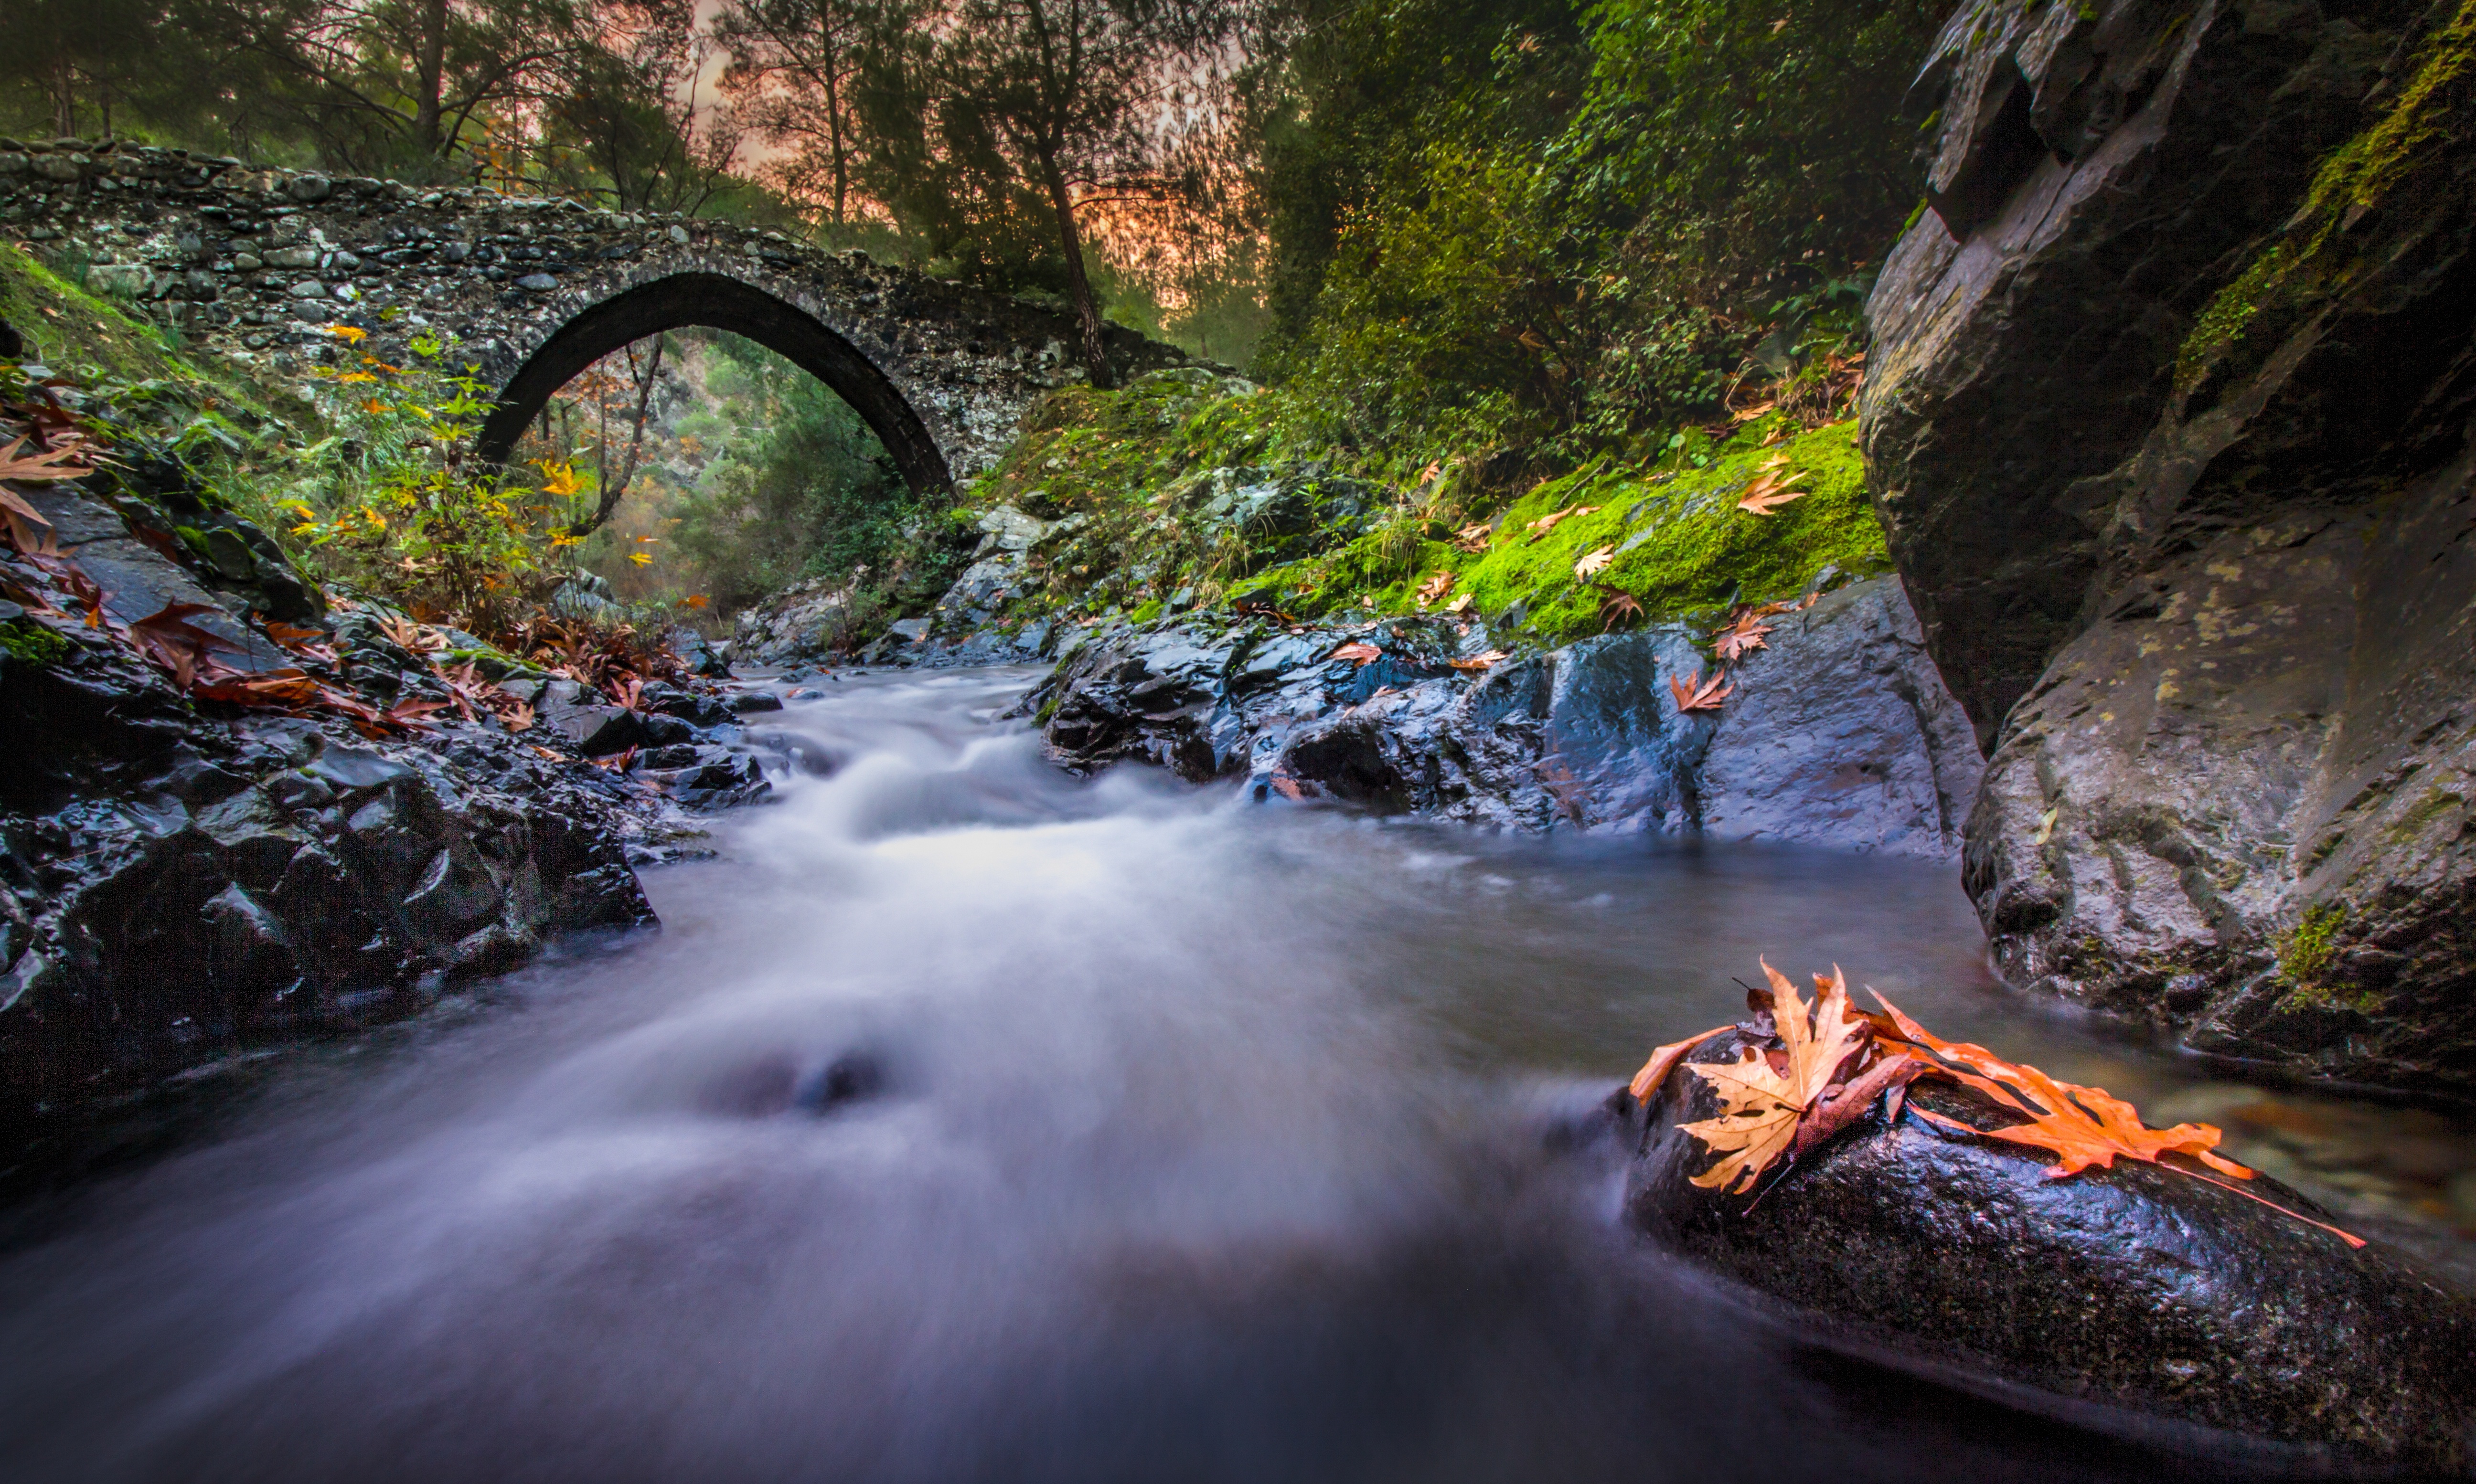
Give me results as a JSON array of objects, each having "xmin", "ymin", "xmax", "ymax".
[{"xmin": 0, "ymin": 137, "xmax": 1188, "ymax": 489}]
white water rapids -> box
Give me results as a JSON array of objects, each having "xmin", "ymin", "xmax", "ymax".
[{"xmin": 0, "ymin": 667, "xmax": 2420, "ymax": 1481}]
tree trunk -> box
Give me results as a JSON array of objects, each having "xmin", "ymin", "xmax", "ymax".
[
  {"xmin": 1035, "ymin": 145, "xmax": 1114, "ymax": 390},
  {"xmin": 569, "ymin": 337, "xmax": 667, "ymax": 538},
  {"xmin": 413, "ymin": 0, "xmax": 449, "ymax": 159}
]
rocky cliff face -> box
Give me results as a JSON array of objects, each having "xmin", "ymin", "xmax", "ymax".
[{"xmin": 1865, "ymin": 0, "xmax": 2476, "ymax": 1087}]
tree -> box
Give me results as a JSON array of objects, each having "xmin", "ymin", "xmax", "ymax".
[
  {"xmin": 183, "ymin": 0, "xmax": 587, "ymax": 179},
  {"xmin": 714, "ymin": 0, "xmax": 875, "ymax": 227},
  {"xmin": 540, "ymin": 0, "xmax": 744, "ymax": 214},
  {"xmin": 886, "ymin": 0, "xmax": 1247, "ymax": 388}
]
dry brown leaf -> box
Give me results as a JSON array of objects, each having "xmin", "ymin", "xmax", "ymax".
[
  {"xmin": 1598, "ymin": 588, "xmax": 1644, "ymax": 631},
  {"xmin": 129, "ymin": 602, "xmax": 240, "ymax": 689},
  {"xmin": 1669, "ymin": 668, "xmax": 1732, "ymax": 712},
  {"xmin": 1447, "ymin": 649, "xmax": 1507, "ymax": 672},
  {"xmin": 1715, "ymin": 609, "xmax": 1773, "ymax": 662},
  {"xmin": 1415, "ymin": 571, "xmax": 1455, "ymax": 607},
  {"xmin": 1737, "ymin": 471, "xmax": 1812, "ymax": 516},
  {"xmin": 0, "ymin": 434, "xmax": 96, "ymax": 484},
  {"xmin": 1574, "ymin": 545, "xmax": 1615, "ymax": 579},
  {"xmin": 0, "ymin": 487, "xmax": 57, "ymax": 556},
  {"xmin": 1451, "ymin": 522, "xmax": 1494, "ymax": 553},
  {"xmin": 1444, "ymin": 592, "xmax": 1474, "ymax": 615},
  {"xmin": 1329, "ymin": 641, "xmax": 1382, "ymax": 668},
  {"xmin": 1679, "ymin": 962, "xmax": 1871, "ymax": 1192},
  {"xmin": 1523, "ymin": 505, "xmax": 1598, "ymax": 542}
]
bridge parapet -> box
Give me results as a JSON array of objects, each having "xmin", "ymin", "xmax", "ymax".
[{"xmin": 0, "ymin": 138, "xmax": 1187, "ymax": 488}]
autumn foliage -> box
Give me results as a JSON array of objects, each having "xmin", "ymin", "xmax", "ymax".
[{"xmin": 1634, "ymin": 960, "xmax": 2366, "ymax": 1247}]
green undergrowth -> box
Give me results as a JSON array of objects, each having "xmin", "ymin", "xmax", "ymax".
[{"xmin": 943, "ymin": 366, "xmax": 1888, "ymax": 648}]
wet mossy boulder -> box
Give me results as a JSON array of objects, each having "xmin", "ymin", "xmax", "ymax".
[{"xmin": 1622, "ymin": 1037, "xmax": 2476, "ymax": 1471}]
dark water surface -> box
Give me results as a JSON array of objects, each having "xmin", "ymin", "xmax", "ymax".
[{"xmin": 1, "ymin": 666, "xmax": 2468, "ymax": 1483}]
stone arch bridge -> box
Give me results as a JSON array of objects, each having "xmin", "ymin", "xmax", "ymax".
[{"xmin": 0, "ymin": 139, "xmax": 1190, "ymax": 489}]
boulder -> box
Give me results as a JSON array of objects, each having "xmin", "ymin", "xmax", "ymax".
[
  {"xmin": 1034, "ymin": 577, "xmax": 1986, "ymax": 854},
  {"xmin": 1862, "ymin": 0, "xmax": 2476, "ymax": 1084},
  {"xmin": 1623, "ymin": 1042, "xmax": 2476, "ymax": 1471}
]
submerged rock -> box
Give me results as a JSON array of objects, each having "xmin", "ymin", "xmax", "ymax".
[
  {"xmin": 1862, "ymin": 0, "xmax": 2476, "ymax": 1085},
  {"xmin": 1622, "ymin": 1046, "xmax": 2476, "ymax": 1470},
  {"xmin": 1028, "ymin": 576, "xmax": 1984, "ymax": 856}
]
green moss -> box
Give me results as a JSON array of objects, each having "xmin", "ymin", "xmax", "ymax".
[
  {"xmin": 2388, "ymin": 787, "xmax": 2465, "ymax": 843},
  {"xmin": 0, "ymin": 244, "xmax": 194, "ymax": 387},
  {"xmin": 0, "ymin": 616, "xmax": 75, "ymax": 667},
  {"xmin": 2271, "ymin": 901, "xmax": 2359, "ymax": 1012},
  {"xmin": 2175, "ymin": 0, "xmax": 2476, "ymax": 395},
  {"xmin": 1247, "ymin": 418, "xmax": 1886, "ymax": 642}
]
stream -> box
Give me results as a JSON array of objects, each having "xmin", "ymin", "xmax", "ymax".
[{"xmin": 2, "ymin": 666, "xmax": 2470, "ymax": 1483}]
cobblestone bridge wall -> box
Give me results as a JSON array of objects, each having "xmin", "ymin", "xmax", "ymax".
[{"xmin": 0, "ymin": 138, "xmax": 1189, "ymax": 488}]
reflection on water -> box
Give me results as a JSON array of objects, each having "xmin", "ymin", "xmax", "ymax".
[{"xmin": 0, "ymin": 665, "xmax": 2464, "ymax": 1483}]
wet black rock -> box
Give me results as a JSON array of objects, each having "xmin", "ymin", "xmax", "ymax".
[
  {"xmin": 1623, "ymin": 1045, "xmax": 2476, "ymax": 1471},
  {"xmin": 0, "ymin": 652, "xmax": 657, "ymax": 1125},
  {"xmin": 1864, "ymin": 0, "xmax": 2476, "ymax": 1085},
  {"xmin": 1030, "ymin": 577, "xmax": 1984, "ymax": 855}
]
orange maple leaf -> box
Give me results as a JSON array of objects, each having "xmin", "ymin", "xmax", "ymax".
[
  {"xmin": 1677, "ymin": 961, "xmax": 1873, "ymax": 1192},
  {"xmin": 1872, "ymin": 992, "xmax": 2366, "ymax": 1247},
  {"xmin": 1329, "ymin": 641, "xmax": 1382, "ymax": 668},
  {"xmin": 1669, "ymin": 668, "xmax": 1732, "ymax": 711}
]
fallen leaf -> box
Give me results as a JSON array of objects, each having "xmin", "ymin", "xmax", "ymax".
[
  {"xmin": 1629, "ymin": 1024, "xmax": 1737, "ymax": 1101},
  {"xmin": 0, "ymin": 487, "xmax": 57, "ymax": 555},
  {"xmin": 1670, "ymin": 668, "xmax": 1733, "ymax": 712},
  {"xmin": 129, "ymin": 602, "xmax": 240, "ymax": 689},
  {"xmin": 1872, "ymin": 992, "xmax": 2367, "ymax": 1248},
  {"xmin": 1329, "ymin": 641, "xmax": 1382, "ymax": 668},
  {"xmin": 1447, "ymin": 649, "xmax": 1507, "ymax": 672},
  {"xmin": 1574, "ymin": 545, "xmax": 1615, "ymax": 579},
  {"xmin": 0, "ymin": 434, "xmax": 97, "ymax": 484},
  {"xmin": 1416, "ymin": 571, "xmax": 1455, "ymax": 607},
  {"xmin": 1598, "ymin": 588, "xmax": 1643, "ymax": 631},
  {"xmin": 1451, "ymin": 522, "xmax": 1494, "ymax": 553},
  {"xmin": 377, "ymin": 613, "xmax": 447, "ymax": 655},
  {"xmin": 1523, "ymin": 506, "xmax": 1598, "ymax": 543},
  {"xmin": 1444, "ymin": 592, "xmax": 1474, "ymax": 615},
  {"xmin": 1715, "ymin": 608, "xmax": 1773, "ymax": 661},
  {"xmin": 1738, "ymin": 470, "xmax": 1812, "ymax": 515},
  {"xmin": 1679, "ymin": 961, "xmax": 1872, "ymax": 1192}
]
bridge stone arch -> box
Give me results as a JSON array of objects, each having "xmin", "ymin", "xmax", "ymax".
[
  {"xmin": 473, "ymin": 270, "xmax": 955, "ymax": 492},
  {"xmin": 0, "ymin": 140, "xmax": 1192, "ymax": 488}
]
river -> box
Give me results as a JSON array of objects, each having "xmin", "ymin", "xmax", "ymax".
[{"xmin": 1, "ymin": 665, "xmax": 2467, "ymax": 1482}]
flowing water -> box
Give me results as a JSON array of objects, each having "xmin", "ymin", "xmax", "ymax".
[{"xmin": 2, "ymin": 666, "xmax": 2471, "ymax": 1483}]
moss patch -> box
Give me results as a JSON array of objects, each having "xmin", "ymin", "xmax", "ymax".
[
  {"xmin": 0, "ymin": 616, "xmax": 75, "ymax": 667},
  {"xmin": 2175, "ymin": 0, "xmax": 2476, "ymax": 395}
]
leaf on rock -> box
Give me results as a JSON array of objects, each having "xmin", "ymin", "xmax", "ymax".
[
  {"xmin": 1329, "ymin": 641, "xmax": 1382, "ymax": 668},
  {"xmin": 1715, "ymin": 608, "xmax": 1773, "ymax": 661},
  {"xmin": 129, "ymin": 601, "xmax": 240, "ymax": 689},
  {"xmin": 0, "ymin": 487, "xmax": 57, "ymax": 555},
  {"xmin": 1629, "ymin": 1023, "xmax": 1736, "ymax": 1102},
  {"xmin": 0, "ymin": 434, "xmax": 96, "ymax": 484},
  {"xmin": 1872, "ymin": 992, "xmax": 2367, "ymax": 1247},
  {"xmin": 1669, "ymin": 668, "xmax": 1732, "ymax": 711},
  {"xmin": 1679, "ymin": 962, "xmax": 1873, "ymax": 1192},
  {"xmin": 1523, "ymin": 505, "xmax": 1598, "ymax": 542},
  {"xmin": 1574, "ymin": 545, "xmax": 1615, "ymax": 579},
  {"xmin": 1447, "ymin": 648, "xmax": 1507, "ymax": 672},
  {"xmin": 1737, "ymin": 470, "xmax": 1811, "ymax": 515}
]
